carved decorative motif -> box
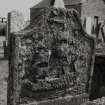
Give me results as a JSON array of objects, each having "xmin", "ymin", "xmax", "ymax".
[{"xmin": 8, "ymin": 7, "xmax": 95, "ymax": 104}]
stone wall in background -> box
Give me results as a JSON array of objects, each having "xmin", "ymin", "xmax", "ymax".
[{"xmin": 81, "ymin": 0, "xmax": 105, "ymax": 21}]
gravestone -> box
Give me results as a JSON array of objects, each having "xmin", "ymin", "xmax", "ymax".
[
  {"xmin": 7, "ymin": 11, "xmax": 25, "ymax": 105},
  {"xmin": 8, "ymin": 3, "xmax": 95, "ymax": 105},
  {"xmin": 7, "ymin": 11, "xmax": 25, "ymax": 33}
]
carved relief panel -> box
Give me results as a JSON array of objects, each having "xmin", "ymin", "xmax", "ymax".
[{"xmin": 13, "ymin": 8, "xmax": 95, "ymax": 104}]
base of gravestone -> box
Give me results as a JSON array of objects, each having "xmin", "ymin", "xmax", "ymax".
[{"xmin": 19, "ymin": 93, "xmax": 89, "ymax": 105}]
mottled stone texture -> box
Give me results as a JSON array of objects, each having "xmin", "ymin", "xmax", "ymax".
[
  {"xmin": 8, "ymin": 7, "xmax": 95, "ymax": 105},
  {"xmin": 81, "ymin": 0, "xmax": 105, "ymax": 21},
  {"xmin": 82, "ymin": 97, "xmax": 105, "ymax": 105},
  {"xmin": 20, "ymin": 94, "xmax": 89, "ymax": 105},
  {"xmin": 7, "ymin": 11, "xmax": 25, "ymax": 33},
  {"xmin": 7, "ymin": 11, "xmax": 25, "ymax": 105}
]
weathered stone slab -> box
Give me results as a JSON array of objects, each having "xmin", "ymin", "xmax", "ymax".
[
  {"xmin": 8, "ymin": 7, "xmax": 95, "ymax": 105},
  {"xmin": 7, "ymin": 11, "xmax": 25, "ymax": 33}
]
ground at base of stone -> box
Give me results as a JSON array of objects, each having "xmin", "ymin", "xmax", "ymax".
[
  {"xmin": 19, "ymin": 93, "xmax": 89, "ymax": 105},
  {"xmin": 82, "ymin": 97, "xmax": 105, "ymax": 105}
]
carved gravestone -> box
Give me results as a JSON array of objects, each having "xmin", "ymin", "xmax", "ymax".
[{"xmin": 8, "ymin": 7, "xmax": 95, "ymax": 105}]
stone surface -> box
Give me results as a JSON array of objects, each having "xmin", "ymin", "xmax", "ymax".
[
  {"xmin": 7, "ymin": 10, "xmax": 25, "ymax": 46},
  {"xmin": 82, "ymin": 97, "xmax": 105, "ymax": 105},
  {"xmin": 20, "ymin": 94, "xmax": 89, "ymax": 105},
  {"xmin": 0, "ymin": 60, "xmax": 8, "ymax": 105},
  {"xmin": 81, "ymin": 0, "xmax": 105, "ymax": 21},
  {"xmin": 7, "ymin": 11, "xmax": 25, "ymax": 33},
  {"xmin": 8, "ymin": 7, "xmax": 95, "ymax": 105}
]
